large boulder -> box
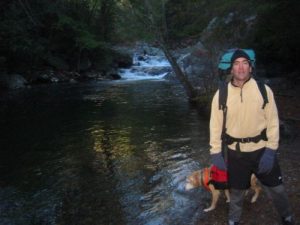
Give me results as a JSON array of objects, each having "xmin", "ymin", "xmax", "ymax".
[{"xmin": 167, "ymin": 41, "xmax": 212, "ymax": 87}]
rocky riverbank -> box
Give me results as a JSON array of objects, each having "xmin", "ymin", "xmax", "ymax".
[{"xmin": 0, "ymin": 47, "xmax": 133, "ymax": 91}]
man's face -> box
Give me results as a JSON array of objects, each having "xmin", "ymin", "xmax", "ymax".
[{"xmin": 231, "ymin": 57, "xmax": 252, "ymax": 82}]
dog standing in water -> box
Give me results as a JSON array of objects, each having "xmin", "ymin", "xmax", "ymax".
[{"xmin": 185, "ymin": 166, "xmax": 261, "ymax": 212}]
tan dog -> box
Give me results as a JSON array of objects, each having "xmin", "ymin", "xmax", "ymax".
[{"xmin": 185, "ymin": 167, "xmax": 261, "ymax": 212}]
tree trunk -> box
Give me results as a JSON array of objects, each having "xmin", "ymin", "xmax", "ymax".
[{"xmin": 160, "ymin": 43, "xmax": 197, "ymax": 101}]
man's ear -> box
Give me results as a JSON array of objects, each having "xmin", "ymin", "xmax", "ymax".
[{"xmin": 250, "ymin": 66, "xmax": 252, "ymax": 73}]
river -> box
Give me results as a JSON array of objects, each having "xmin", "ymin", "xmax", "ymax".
[{"xmin": 0, "ymin": 54, "xmax": 211, "ymax": 225}]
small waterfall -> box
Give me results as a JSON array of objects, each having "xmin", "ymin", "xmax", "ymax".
[{"xmin": 119, "ymin": 52, "xmax": 171, "ymax": 81}]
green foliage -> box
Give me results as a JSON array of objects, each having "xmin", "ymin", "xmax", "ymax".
[
  {"xmin": 57, "ymin": 15, "xmax": 106, "ymax": 50},
  {"xmin": 77, "ymin": 31, "xmax": 106, "ymax": 49},
  {"xmin": 165, "ymin": 1, "xmax": 208, "ymax": 40},
  {"xmin": 114, "ymin": 0, "xmax": 163, "ymax": 42},
  {"xmin": 0, "ymin": 0, "xmax": 117, "ymax": 73}
]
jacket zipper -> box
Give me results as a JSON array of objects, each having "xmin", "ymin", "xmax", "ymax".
[{"xmin": 240, "ymin": 88, "xmax": 243, "ymax": 103}]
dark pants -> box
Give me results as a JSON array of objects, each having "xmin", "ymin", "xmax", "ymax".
[{"xmin": 227, "ymin": 148, "xmax": 292, "ymax": 223}]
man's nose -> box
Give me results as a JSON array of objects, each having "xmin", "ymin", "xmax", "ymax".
[{"xmin": 238, "ymin": 63, "xmax": 244, "ymax": 68}]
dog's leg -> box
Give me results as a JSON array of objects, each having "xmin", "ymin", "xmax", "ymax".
[
  {"xmin": 250, "ymin": 186, "xmax": 261, "ymax": 203},
  {"xmin": 204, "ymin": 184, "xmax": 220, "ymax": 212},
  {"xmin": 225, "ymin": 189, "xmax": 230, "ymax": 203},
  {"xmin": 250, "ymin": 175, "xmax": 261, "ymax": 203}
]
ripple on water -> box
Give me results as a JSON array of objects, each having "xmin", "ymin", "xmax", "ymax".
[{"xmin": 130, "ymin": 143, "xmax": 206, "ymax": 225}]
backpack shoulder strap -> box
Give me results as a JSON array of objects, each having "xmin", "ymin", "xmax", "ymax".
[
  {"xmin": 218, "ymin": 81, "xmax": 228, "ymax": 110},
  {"xmin": 218, "ymin": 81, "xmax": 229, "ymax": 162},
  {"xmin": 255, "ymin": 80, "xmax": 268, "ymax": 109}
]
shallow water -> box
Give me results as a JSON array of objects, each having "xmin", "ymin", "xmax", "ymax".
[{"xmin": 0, "ymin": 80, "xmax": 211, "ymax": 225}]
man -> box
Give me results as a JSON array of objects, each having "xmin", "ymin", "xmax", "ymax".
[{"xmin": 209, "ymin": 49, "xmax": 294, "ymax": 225}]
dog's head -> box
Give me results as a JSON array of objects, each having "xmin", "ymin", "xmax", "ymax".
[{"xmin": 185, "ymin": 170, "xmax": 202, "ymax": 191}]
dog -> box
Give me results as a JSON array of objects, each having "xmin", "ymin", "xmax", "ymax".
[{"xmin": 185, "ymin": 166, "xmax": 261, "ymax": 212}]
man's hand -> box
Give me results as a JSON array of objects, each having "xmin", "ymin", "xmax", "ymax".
[
  {"xmin": 258, "ymin": 148, "xmax": 276, "ymax": 174},
  {"xmin": 211, "ymin": 152, "xmax": 227, "ymax": 170}
]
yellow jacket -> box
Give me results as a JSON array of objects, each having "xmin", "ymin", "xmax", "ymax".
[{"xmin": 209, "ymin": 78, "xmax": 279, "ymax": 154}]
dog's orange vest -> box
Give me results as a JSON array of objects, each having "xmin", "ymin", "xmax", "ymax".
[{"xmin": 202, "ymin": 167, "xmax": 211, "ymax": 191}]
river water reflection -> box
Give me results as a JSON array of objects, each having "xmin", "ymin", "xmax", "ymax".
[{"xmin": 0, "ymin": 80, "xmax": 210, "ymax": 225}]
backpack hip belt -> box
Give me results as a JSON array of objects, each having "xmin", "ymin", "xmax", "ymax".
[{"xmin": 223, "ymin": 128, "xmax": 268, "ymax": 152}]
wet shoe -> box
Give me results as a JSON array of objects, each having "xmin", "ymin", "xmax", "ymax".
[{"xmin": 282, "ymin": 216, "xmax": 295, "ymax": 225}]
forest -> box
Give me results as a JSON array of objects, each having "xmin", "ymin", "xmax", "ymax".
[{"xmin": 1, "ymin": 0, "xmax": 299, "ymax": 78}]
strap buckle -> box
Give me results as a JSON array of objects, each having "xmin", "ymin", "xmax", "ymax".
[{"xmin": 240, "ymin": 138, "xmax": 250, "ymax": 143}]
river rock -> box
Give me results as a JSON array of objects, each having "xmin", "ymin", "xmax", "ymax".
[
  {"xmin": 104, "ymin": 68, "xmax": 121, "ymax": 80},
  {"xmin": 109, "ymin": 73, "xmax": 121, "ymax": 80},
  {"xmin": 82, "ymin": 71, "xmax": 103, "ymax": 80},
  {"xmin": 141, "ymin": 66, "xmax": 172, "ymax": 75},
  {"xmin": 0, "ymin": 73, "xmax": 28, "ymax": 89}
]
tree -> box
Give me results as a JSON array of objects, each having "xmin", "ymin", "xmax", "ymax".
[{"xmin": 117, "ymin": 0, "xmax": 199, "ymax": 102}]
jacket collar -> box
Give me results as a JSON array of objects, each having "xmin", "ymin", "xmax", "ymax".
[{"xmin": 230, "ymin": 76, "xmax": 252, "ymax": 88}]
